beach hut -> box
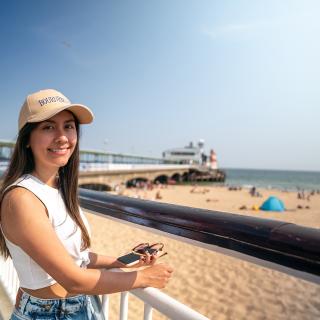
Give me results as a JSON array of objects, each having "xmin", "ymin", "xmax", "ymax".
[{"xmin": 260, "ymin": 196, "xmax": 285, "ymax": 212}]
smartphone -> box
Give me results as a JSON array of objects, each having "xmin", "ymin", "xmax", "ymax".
[{"xmin": 117, "ymin": 252, "xmax": 141, "ymax": 267}]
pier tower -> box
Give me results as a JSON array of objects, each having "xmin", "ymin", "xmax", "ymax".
[{"xmin": 209, "ymin": 149, "xmax": 218, "ymax": 170}]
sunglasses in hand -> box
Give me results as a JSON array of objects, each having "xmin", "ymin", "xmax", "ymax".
[
  {"xmin": 117, "ymin": 242, "xmax": 168, "ymax": 267},
  {"xmin": 132, "ymin": 242, "xmax": 167, "ymax": 258}
]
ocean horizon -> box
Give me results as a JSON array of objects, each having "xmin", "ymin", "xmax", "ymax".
[{"xmin": 222, "ymin": 168, "xmax": 320, "ymax": 191}]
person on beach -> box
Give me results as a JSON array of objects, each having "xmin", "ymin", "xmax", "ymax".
[{"xmin": 0, "ymin": 89, "xmax": 173, "ymax": 319}]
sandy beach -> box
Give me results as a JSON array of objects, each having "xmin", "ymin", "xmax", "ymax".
[{"xmin": 85, "ymin": 185, "xmax": 320, "ymax": 320}]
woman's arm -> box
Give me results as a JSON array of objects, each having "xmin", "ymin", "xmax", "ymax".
[
  {"xmin": 87, "ymin": 252, "xmax": 124, "ymax": 269},
  {"xmin": 88, "ymin": 251, "xmax": 158, "ymax": 269},
  {"xmin": 1, "ymin": 188, "xmax": 173, "ymax": 294}
]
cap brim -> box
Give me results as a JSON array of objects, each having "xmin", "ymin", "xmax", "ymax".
[{"xmin": 27, "ymin": 104, "xmax": 94, "ymax": 125}]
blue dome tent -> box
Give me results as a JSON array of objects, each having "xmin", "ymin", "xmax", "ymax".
[{"xmin": 260, "ymin": 196, "xmax": 285, "ymax": 212}]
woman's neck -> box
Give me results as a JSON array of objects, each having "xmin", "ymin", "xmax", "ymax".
[{"xmin": 32, "ymin": 168, "xmax": 59, "ymax": 188}]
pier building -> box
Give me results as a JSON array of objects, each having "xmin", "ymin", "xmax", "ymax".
[{"xmin": 162, "ymin": 140, "xmax": 205, "ymax": 164}]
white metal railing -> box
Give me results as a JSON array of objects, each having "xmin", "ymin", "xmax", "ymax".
[
  {"xmin": 0, "ymin": 256, "xmax": 209, "ymax": 320},
  {"xmin": 130, "ymin": 287, "xmax": 209, "ymax": 320}
]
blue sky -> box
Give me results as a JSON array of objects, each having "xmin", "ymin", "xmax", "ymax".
[{"xmin": 1, "ymin": 1, "xmax": 319, "ymax": 171}]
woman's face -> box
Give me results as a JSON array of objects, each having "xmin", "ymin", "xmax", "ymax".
[{"xmin": 29, "ymin": 110, "xmax": 78, "ymax": 172}]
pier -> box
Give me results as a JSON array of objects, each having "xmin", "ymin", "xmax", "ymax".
[{"xmin": 0, "ymin": 140, "xmax": 226, "ymax": 191}]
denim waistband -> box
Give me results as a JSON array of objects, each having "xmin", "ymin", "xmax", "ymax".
[{"xmin": 15, "ymin": 290, "xmax": 88, "ymax": 318}]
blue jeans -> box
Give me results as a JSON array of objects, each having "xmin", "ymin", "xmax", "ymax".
[{"xmin": 10, "ymin": 290, "xmax": 104, "ymax": 320}]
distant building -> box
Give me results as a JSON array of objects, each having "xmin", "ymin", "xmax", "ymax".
[{"xmin": 162, "ymin": 140, "xmax": 206, "ymax": 165}]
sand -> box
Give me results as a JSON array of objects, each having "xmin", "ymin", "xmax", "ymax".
[{"xmin": 85, "ymin": 185, "xmax": 320, "ymax": 320}]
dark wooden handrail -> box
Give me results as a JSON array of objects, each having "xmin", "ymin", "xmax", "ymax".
[{"xmin": 79, "ymin": 188, "xmax": 320, "ymax": 282}]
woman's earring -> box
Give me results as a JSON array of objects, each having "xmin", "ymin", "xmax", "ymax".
[{"xmin": 26, "ymin": 144, "xmax": 30, "ymax": 148}]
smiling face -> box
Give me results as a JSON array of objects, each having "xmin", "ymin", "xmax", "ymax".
[{"xmin": 29, "ymin": 111, "xmax": 78, "ymax": 173}]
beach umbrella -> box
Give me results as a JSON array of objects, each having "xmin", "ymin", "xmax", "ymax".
[{"xmin": 260, "ymin": 196, "xmax": 285, "ymax": 212}]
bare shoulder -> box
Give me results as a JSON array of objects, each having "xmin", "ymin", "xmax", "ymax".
[
  {"xmin": 4, "ymin": 186, "xmax": 34, "ymax": 199},
  {"xmin": 3, "ymin": 185, "xmax": 37, "ymax": 201},
  {"xmin": 1, "ymin": 187, "xmax": 47, "ymax": 242},
  {"xmin": 2, "ymin": 186, "xmax": 45, "ymax": 215}
]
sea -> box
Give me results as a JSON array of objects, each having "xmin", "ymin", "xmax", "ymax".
[{"xmin": 223, "ymin": 168, "xmax": 320, "ymax": 191}]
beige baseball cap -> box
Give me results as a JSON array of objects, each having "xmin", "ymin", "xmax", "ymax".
[{"xmin": 18, "ymin": 89, "xmax": 94, "ymax": 130}]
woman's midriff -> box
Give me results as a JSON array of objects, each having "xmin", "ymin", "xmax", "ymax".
[{"xmin": 21, "ymin": 282, "xmax": 79, "ymax": 299}]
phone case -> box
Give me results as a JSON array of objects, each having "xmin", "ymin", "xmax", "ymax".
[{"xmin": 117, "ymin": 252, "xmax": 141, "ymax": 266}]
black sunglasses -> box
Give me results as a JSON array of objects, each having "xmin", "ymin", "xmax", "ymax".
[{"xmin": 132, "ymin": 242, "xmax": 167, "ymax": 257}]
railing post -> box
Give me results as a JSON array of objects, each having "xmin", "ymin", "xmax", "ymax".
[
  {"xmin": 101, "ymin": 294, "xmax": 109, "ymax": 320},
  {"xmin": 119, "ymin": 291, "xmax": 129, "ymax": 320},
  {"xmin": 143, "ymin": 303, "xmax": 153, "ymax": 320}
]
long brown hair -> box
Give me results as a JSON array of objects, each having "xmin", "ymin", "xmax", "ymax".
[{"xmin": 0, "ymin": 116, "xmax": 91, "ymax": 259}]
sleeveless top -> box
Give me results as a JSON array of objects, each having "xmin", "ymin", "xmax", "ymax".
[{"xmin": 1, "ymin": 174, "xmax": 91, "ymax": 289}]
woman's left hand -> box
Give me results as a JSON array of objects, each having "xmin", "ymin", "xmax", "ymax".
[{"xmin": 128, "ymin": 252, "xmax": 158, "ymax": 268}]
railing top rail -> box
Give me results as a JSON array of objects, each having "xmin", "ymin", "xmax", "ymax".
[
  {"xmin": 79, "ymin": 188, "xmax": 320, "ymax": 283},
  {"xmin": 131, "ymin": 287, "xmax": 209, "ymax": 320}
]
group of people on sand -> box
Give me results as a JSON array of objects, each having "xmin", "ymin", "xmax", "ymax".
[
  {"xmin": 112, "ymin": 180, "xmax": 167, "ymax": 201},
  {"xmin": 190, "ymin": 185, "xmax": 210, "ymax": 194},
  {"xmin": 296, "ymin": 189, "xmax": 320, "ymax": 210},
  {"xmin": 228, "ymin": 185, "xmax": 242, "ymax": 191},
  {"xmin": 297, "ymin": 189, "xmax": 319, "ymax": 201},
  {"xmin": 130, "ymin": 189, "xmax": 163, "ymax": 201},
  {"xmin": 249, "ymin": 186, "xmax": 263, "ymax": 198}
]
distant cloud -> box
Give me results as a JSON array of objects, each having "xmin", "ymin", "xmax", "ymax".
[
  {"xmin": 202, "ymin": 13, "xmax": 320, "ymax": 40},
  {"xmin": 202, "ymin": 21, "xmax": 273, "ymax": 39},
  {"xmin": 202, "ymin": 23, "xmax": 256, "ymax": 39}
]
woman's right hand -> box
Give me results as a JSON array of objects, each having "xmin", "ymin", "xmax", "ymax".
[{"xmin": 138, "ymin": 263, "xmax": 173, "ymax": 289}]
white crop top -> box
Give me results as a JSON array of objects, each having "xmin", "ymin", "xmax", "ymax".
[{"xmin": 1, "ymin": 174, "xmax": 91, "ymax": 289}]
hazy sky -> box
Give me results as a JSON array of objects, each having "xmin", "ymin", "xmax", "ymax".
[{"xmin": 1, "ymin": 1, "xmax": 319, "ymax": 171}]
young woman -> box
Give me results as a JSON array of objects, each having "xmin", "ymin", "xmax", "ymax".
[{"xmin": 0, "ymin": 89, "xmax": 173, "ymax": 319}]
